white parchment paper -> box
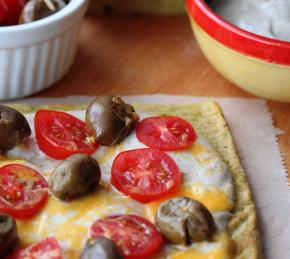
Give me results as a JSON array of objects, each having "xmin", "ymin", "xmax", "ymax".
[{"xmin": 8, "ymin": 94, "xmax": 290, "ymax": 259}]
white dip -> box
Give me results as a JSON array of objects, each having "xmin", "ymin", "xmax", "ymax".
[{"xmin": 209, "ymin": 0, "xmax": 290, "ymax": 41}]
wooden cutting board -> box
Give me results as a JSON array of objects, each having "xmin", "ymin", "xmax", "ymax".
[{"xmin": 34, "ymin": 16, "xmax": 290, "ymax": 176}]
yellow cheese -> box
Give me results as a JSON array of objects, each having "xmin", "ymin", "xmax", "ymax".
[
  {"xmin": 17, "ymin": 189, "xmax": 140, "ymax": 259},
  {"xmin": 188, "ymin": 143, "xmax": 206, "ymax": 155},
  {"xmin": 169, "ymin": 232, "xmax": 235, "ymax": 259},
  {"xmin": 182, "ymin": 185, "xmax": 234, "ymax": 212},
  {"xmin": 99, "ymin": 145, "xmax": 122, "ymax": 164},
  {"xmin": 189, "ymin": 143, "xmax": 226, "ymax": 173},
  {"xmin": 0, "ymin": 159, "xmax": 25, "ymax": 165}
]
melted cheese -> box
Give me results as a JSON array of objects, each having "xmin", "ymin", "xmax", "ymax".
[
  {"xmin": 17, "ymin": 188, "xmax": 144, "ymax": 259},
  {"xmin": 169, "ymin": 232, "xmax": 235, "ymax": 259},
  {"xmin": 4, "ymin": 110, "xmax": 235, "ymax": 258},
  {"xmin": 188, "ymin": 143, "xmax": 206, "ymax": 155},
  {"xmin": 98, "ymin": 144, "xmax": 125, "ymax": 165},
  {"xmin": 0, "ymin": 159, "xmax": 25, "ymax": 166},
  {"xmin": 182, "ymin": 185, "xmax": 234, "ymax": 212}
]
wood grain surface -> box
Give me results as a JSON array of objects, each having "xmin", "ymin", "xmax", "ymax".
[{"xmin": 34, "ymin": 16, "xmax": 290, "ymax": 177}]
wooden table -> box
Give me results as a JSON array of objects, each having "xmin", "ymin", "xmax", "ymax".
[{"xmin": 35, "ymin": 16, "xmax": 290, "ymax": 176}]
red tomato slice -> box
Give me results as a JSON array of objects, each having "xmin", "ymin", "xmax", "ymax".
[
  {"xmin": 35, "ymin": 110, "xmax": 98, "ymax": 160},
  {"xmin": 90, "ymin": 215, "xmax": 164, "ymax": 259},
  {"xmin": 0, "ymin": 0, "xmax": 26, "ymax": 26},
  {"xmin": 136, "ymin": 116, "xmax": 196, "ymax": 151},
  {"xmin": 111, "ymin": 148, "xmax": 182, "ymax": 202},
  {"xmin": 0, "ymin": 164, "xmax": 48, "ymax": 219},
  {"xmin": 6, "ymin": 237, "xmax": 62, "ymax": 259}
]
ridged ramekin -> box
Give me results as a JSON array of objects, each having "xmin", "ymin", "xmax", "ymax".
[
  {"xmin": 0, "ymin": 0, "xmax": 88, "ymax": 100},
  {"xmin": 186, "ymin": 0, "xmax": 290, "ymax": 102}
]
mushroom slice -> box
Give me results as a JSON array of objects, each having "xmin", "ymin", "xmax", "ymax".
[
  {"xmin": 80, "ymin": 237, "xmax": 123, "ymax": 259},
  {"xmin": 19, "ymin": 0, "xmax": 67, "ymax": 24},
  {"xmin": 49, "ymin": 154, "xmax": 101, "ymax": 200},
  {"xmin": 0, "ymin": 214, "xmax": 18, "ymax": 257},
  {"xmin": 155, "ymin": 197, "xmax": 215, "ymax": 245},
  {"xmin": 0, "ymin": 105, "xmax": 31, "ymax": 151},
  {"xmin": 86, "ymin": 96, "xmax": 139, "ymax": 146}
]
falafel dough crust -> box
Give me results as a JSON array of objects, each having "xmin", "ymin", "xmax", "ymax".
[{"xmin": 9, "ymin": 101, "xmax": 261, "ymax": 259}]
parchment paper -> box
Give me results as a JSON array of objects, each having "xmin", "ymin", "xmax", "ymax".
[{"xmin": 8, "ymin": 94, "xmax": 290, "ymax": 259}]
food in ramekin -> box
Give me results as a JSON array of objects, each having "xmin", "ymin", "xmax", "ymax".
[{"xmin": 0, "ymin": 0, "xmax": 68, "ymax": 26}]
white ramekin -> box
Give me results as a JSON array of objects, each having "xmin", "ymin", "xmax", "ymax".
[{"xmin": 0, "ymin": 0, "xmax": 88, "ymax": 100}]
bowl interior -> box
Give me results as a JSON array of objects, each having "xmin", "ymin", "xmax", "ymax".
[{"xmin": 186, "ymin": 0, "xmax": 290, "ymax": 66}]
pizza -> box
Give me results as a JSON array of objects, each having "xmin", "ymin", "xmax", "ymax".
[{"xmin": 0, "ymin": 96, "xmax": 261, "ymax": 259}]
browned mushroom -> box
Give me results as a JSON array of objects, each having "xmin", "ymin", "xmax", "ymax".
[
  {"xmin": 80, "ymin": 237, "xmax": 123, "ymax": 259},
  {"xmin": 49, "ymin": 154, "xmax": 101, "ymax": 200},
  {"xmin": 155, "ymin": 197, "xmax": 215, "ymax": 244},
  {"xmin": 85, "ymin": 96, "xmax": 139, "ymax": 146},
  {"xmin": 0, "ymin": 105, "xmax": 31, "ymax": 151},
  {"xmin": 19, "ymin": 0, "xmax": 66, "ymax": 24},
  {"xmin": 0, "ymin": 214, "xmax": 18, "ymax": 257}
]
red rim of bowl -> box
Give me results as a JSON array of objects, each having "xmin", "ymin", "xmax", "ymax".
[{"xmin": 186, "ymin": 0, "xmax": 290, "ymax": 66}]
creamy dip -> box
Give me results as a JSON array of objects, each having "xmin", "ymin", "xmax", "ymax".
[{"xmin": 208, "ymin": 0, "xmax": 290, "ymax": 42}]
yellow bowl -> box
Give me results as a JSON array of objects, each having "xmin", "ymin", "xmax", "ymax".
[{"xmin": 186, "ymin": 0, "xmax": 290, "ymax": 102}]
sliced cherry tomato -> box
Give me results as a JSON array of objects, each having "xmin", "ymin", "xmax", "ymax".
[
  {"xmin": 6, "ymin": 237, "xmax": 62, "ymax": 259},
  {"xmin": 0, "ymin": 164, "xmax": 48, "ymax": 219},
  {"xmin": 90, "ymin": 215, "xmax": 163, "ymax": 259},
  {"xmin": 111, "ymin": 148, "xmax": 182, "ymax": 202},
  {"xmin": 0, "ymin": 0, "xmax": 26, "ymax": 26},
  {"xmin": 136, "ymin": 116, "xmax": 196, "ymax": 151},
  {"xmin": 35, "ymin": 110, "xmax": 98, "ymax": 160}
]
